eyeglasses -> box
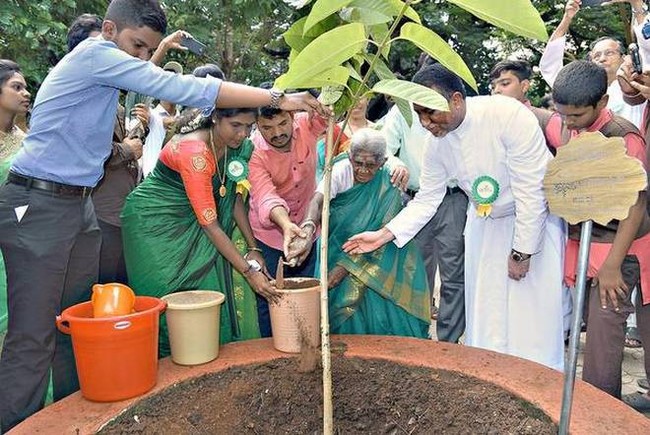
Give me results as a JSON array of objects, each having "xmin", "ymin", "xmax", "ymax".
[
  {"xmin": 590, "ymin": 49, "xmax": 621, "ymax": 60},
  {"xmin": 350, "ymin": 159, "xmax": 382, "ymax": 170}
]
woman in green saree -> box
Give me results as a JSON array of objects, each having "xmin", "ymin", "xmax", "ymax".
[
  {"xmin": 121, "ymin": 107, "xmax": 279, "ymax": 356},
  {"xmin": 290, "ymin": 128, "xmax": 430, "ymax": 337},
  {"xmin": 0, "ymin": 60, "xmax": 31, "ymax": 334}
]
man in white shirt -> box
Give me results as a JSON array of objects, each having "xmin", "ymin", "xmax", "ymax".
[
  {"xmin": 382, "ymin": 104, "xmax": 467, "ymax": 343},
  {"xmin": 539, "ymin": 0, "xmax": 647, "ymax": 128},
  {"xmin": 343, "ymin": 64, "xmax": 565, "ymax": 371}
]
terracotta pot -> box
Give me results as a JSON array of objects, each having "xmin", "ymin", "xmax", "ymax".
[{"xmin": 10, "ymin": 336, "xmax": 650, "ymax": 434}]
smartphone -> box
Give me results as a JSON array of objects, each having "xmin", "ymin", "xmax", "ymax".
[
  {"xmin": 581, "ymin": 0, "xmax": 606, "ymax": 7},
  {"xmin": 180, "ymin": 34, "xmax": 206, "ymax": 56},
  {"xmin": 630, "ymin": 43, "xmax": 643, "ymax": 74}
]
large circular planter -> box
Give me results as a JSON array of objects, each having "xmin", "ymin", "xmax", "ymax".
[{"xmin": 10, "ymin": 336, "xmax": 650, "ymax": 434}]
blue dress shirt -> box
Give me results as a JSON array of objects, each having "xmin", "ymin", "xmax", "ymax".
[{"xmin": 11, "ymin": 37, "xmax": 221, "ymax": 187}]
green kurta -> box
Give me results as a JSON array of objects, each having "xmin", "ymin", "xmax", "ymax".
[
  {"xmin": 0, "ymin": 126, "xmax": 25, "ymax": 333},
  {"xmin": 121, "ymin": 139, "xmax": 260, "ymax": 357},
  {"xmin": 321, "ymin": 167, "xmax": 430, "ymax": 337}
]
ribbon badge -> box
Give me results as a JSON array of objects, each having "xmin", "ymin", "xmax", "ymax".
[
  {"xmin": 471, "ymin": 175, "xmax": 500, "ymax": 217},
  {"xmin": 227, "ymin": 157, "xmax": 251, "ymax": 194}
]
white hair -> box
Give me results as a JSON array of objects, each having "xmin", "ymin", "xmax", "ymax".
[{"xmin": 349, "ymin": 128, "xmax": 386, "ymax": 161}]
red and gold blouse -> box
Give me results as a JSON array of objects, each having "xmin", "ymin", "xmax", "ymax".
[{"xmin": 159, "ymin": 139, "xmax": 219, "ymax": 226}]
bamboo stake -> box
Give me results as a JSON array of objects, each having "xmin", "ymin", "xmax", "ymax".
[{"xmin": 320, "ymin": 112, "xmax": 335, "ymax": 435}]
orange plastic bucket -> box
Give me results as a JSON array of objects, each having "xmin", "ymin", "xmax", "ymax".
[{"xmin": 56, "ymin": 296, "xmax": 166, "ymax": 402}]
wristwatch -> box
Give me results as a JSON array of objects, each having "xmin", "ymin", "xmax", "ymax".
[
  {"xmin": 510, "ymin": 249, "xmax": 531, "ymax": 262},
  {"xmin": 269, "ymin": 88, "xmax": 285, "ymax": 109}
]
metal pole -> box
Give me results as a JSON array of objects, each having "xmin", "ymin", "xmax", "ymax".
[{"xmin": 559, "ymin": 220, "xmax": 593, "ymax": 434}]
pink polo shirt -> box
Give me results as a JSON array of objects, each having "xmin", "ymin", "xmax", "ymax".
[{"xmin": 248, "ymin": 113, "xmax": 327, "ymax": 250}]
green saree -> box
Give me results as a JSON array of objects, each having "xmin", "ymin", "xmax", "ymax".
[
  {"xmin": 121, "ymin": 139, "xmax": 260, "ymax": 356},
  {"xmin": 321, "ymin": 167, "xmax": 430, "ymax": 338},
  {"xmin": 0, "ymin": 126, "xmax": 25, "ymax": 334}
]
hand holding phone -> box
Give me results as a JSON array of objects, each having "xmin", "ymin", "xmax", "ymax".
[{"xmin": 180, "ymin": 34, "xmax": 206, "ymax": 56}]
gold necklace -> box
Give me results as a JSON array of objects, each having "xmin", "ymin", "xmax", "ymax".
[{"xmin": 209, "ymin": 128, "xmax": 228, "ymax": 198}]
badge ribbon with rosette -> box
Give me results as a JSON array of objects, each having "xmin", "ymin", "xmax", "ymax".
[
  {"xmin": 471, "ymin": 175, "xmax": 500, "ymax": 217},
  {"xmin": 226, "ymin": 157, "xmax": 251, "ymax": 194}
]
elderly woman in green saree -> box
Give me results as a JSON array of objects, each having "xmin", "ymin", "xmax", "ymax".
[
  {"xmin": 290, "ymin": 128, "xmax": 430, "ymax": 337},
  {"xmin": 121, "ymin": 107, "xmax": 279, "ymax": 356}
]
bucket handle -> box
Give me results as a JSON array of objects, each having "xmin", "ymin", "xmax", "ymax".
[{"xmin": 56, "ymin": 315, "xmax": 71, "ymax": 335}]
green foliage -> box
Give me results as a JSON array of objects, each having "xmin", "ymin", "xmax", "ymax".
[
  {"xmin": 447, "ymin": 0, "xmax": 548, "ymax": 42},
  {"xmin": 0, "ymin": 0, "xmax": 105, "ymax": 88},
  {"xmin": 278, "ymin": 0, "xmax": 551, "ymax": 124},
  {"xmin": 0, "ymin": 0, "xmax": 632, "ymax": 108}
]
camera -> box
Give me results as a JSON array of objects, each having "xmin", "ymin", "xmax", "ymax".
[{"xmin": 630, "ymin": 43, "xmax": 643, "ymax": 74}]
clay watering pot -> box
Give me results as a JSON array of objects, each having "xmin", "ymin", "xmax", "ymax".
[{"xmin": 91, "ymin": 283, "xmax": 136, "ymax": 318}]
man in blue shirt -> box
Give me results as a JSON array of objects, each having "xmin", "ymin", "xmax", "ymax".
[{"xmin": 0, "ymin": 0, "xmax": 323, "ymax": 431}]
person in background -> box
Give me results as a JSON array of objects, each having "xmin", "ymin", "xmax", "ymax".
[
  {"xmin": 0, "ymin": 0, "xmax": 325, "ymax": 430},
  {"xmin": 291, "ymin": 129, "xmax": 430, "ymax": 337},
  {"xmin": 539, "ymin": 0, "xmax": 646, "ymax": 128},
  {"xmin": 0, "ymin": 59, "xmax": 30, "ymax": 337},
  {"xmin": 141, "ymin": 60, "xmax": 183, "ymax": 177}
]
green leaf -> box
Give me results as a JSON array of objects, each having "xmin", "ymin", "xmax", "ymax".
[
  {"xmin": 345, "ymin": 62, "xmax": 363, "ymax": 81},
  {"xmin": 282, "ymin": 23, "xmax": 367, "ymax": 89},
  {"xmin": 368, "ymin": 23, "xmax": 390, "ymax": 59},
  {"xmin": 371, "ymin": 79, "xmax": 448, "ymax": 112},
  {"xmin": 275, "ymin": 66, "xmax": 350, "ymax": 91},
  {"xmin": 447, "ymin": 0, "xmax": 548, "ymax": 41},
  {"xmin": 349, "ymin": 0, "xmax": 421, "ymax": 24},
  {"xmin": 365, "ymin": 55, "xmax": 395, "ymax": 81},
  {"xmin": 347, "ymin": 8, "xmax": 392, "ymax": 26},
  {"xmin": 284, "ymin": 15, "xmax": 339, "ymax": 53},
  {"xmin": 396, "ymin": 23, "xmax": 477, "ymax": 91},
  {"xmin": 393, "ymin": 97, "xmax": 413, "ymax": 127},
  {"xmin": 320, "ymin": 86, "xmax": 345, "ymax": 105},
  {"xmin": 304, "ymin": 0, "xmax": 354, "ymax": 35}
]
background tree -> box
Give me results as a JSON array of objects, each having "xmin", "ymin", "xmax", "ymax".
[{"xmin": 0, "ymin": 0, "xmax": 636, "ymax": 100}]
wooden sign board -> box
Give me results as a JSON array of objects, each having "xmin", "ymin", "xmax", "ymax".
[{"xmin": 543, "ymin": 131, "xmax": 647, "ymax": 225}]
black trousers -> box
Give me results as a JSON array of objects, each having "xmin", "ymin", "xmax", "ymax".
[
  {"xmin": 98, "ymin": 219, "xmax": 128, "ymax": 284},
  {"xmin": 411, "ymin": 189, "xmax": 467, "ymax": 343},
  {"xmin": 0, "ymin": 182, "xmax": 100, "ymax": 432}
]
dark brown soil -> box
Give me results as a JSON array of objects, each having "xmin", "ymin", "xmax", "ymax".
[{"xmin": 99, "ymin": 354, "xmax": 556, "ymax": 434}]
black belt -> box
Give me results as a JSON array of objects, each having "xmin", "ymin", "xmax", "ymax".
[
  {"xmin": 7, "ymin": 172, "xmax": 93, "ymax": 198},
  {"xmin": 406, "ymin": 186, "xmax": 463, "ymax": 198}
]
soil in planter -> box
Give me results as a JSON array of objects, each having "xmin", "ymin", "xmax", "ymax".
[{"xmin": 99, "ymin": 356, "xmax": 556, "ymax": 434}]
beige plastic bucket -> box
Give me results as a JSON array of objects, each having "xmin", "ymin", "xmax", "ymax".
[
  {"xmin": 161, "ymin": 290, "xmax": 225, "ymax": 365},
  {"xmin": 269, "ymin": 278, "xmax": 320, "ymax": 353}
]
